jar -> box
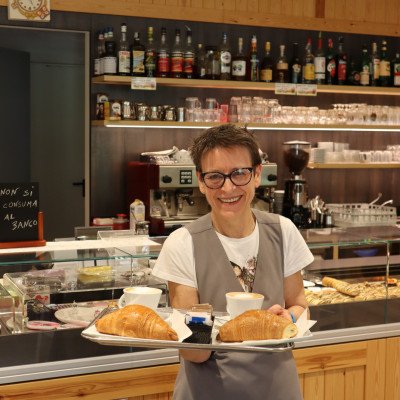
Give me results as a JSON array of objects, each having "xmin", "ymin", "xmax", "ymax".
[{"xmin": 205, "ymin": 46, "xmax": 220, "ymax": 80}]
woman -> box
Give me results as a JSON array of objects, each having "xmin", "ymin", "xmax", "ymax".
[{"xmin": 152, "ymin": 124, "xmax": 313, "ymax": 399}]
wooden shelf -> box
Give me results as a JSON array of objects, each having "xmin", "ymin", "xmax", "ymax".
[
  {"xmin": 92, "ymin": 120, "xmax": 400, "ymax": 131},
  {"xmin": 308, "ymin": 162, "xmax": 400, "ymax": 169},
  {"xmin": 92, "ymin": 75, "xmax": 400, "ymax": 95}
]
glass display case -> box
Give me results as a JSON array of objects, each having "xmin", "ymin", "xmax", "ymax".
[
  {"xmin": 301, "ymin": 225, "xmax": 400, "ymax": 332},
  {"xmin": 0, "ymin": 227, "xmax": 399, "ymax": 385}
]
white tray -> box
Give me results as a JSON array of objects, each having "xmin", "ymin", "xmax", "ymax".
[{"xmin": 81, "ymin": 307, "xmax": 314, "ymax": 353}]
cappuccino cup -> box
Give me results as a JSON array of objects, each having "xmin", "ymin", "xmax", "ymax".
[
  {"xmin": 226, "ymin": 292, "xmax": 264, "ymax": 319},
  {"xmin": 118, "ymin": 286, "xmax": 162, "ymax": 310}
]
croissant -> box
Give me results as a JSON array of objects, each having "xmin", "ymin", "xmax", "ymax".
[
  {"xmin": 95, "ymin": 305, "xmax": 178, "ymax": 341},
  {"xmin": 217, "ymin": 309, "xmax": 298, "ymax": 342},
  {"xmin": 322, "ymin": 276, "xmax": 360, "ymax": 296}
]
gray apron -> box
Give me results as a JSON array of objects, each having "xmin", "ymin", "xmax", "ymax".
[{"xmin": 172, "ymin": 210, "xmax": 303, "ymax": 400}]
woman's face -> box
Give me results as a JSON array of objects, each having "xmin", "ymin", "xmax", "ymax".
[{"xmin": 196, "ymin": 146, "xmax": 261, "ymax": 224}]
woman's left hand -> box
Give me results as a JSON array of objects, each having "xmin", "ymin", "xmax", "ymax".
[{"xmin": 267, "ymin": 304, "xmax": 292, "ymax": 321}]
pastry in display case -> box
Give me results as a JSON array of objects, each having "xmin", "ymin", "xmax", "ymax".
[{"xmin": 301, "ymin": 226, "xmax": 400, "ymax": 331}]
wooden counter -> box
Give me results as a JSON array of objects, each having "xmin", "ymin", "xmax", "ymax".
[{"xmin": 0, "ymin": 337, "xmax": 398, "ymax": 400}]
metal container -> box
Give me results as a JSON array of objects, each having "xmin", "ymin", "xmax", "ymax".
[
  {"xmin": 164, "ymin": 107, "xmax": 177, "ymax": 121},
  {"xmin": 122, "ymin": 101, "xmax": 136, "ymax": 120},
  {"xmin": 137, "ymin": 105, "xmax": 150, "ymax": 121}
]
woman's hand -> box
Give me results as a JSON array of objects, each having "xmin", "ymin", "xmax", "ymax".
[{"xmin": 267, "ymin": 304, "xmax": 292, "ymax": 321}]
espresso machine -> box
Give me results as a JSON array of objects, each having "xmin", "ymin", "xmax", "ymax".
[
  {"xmin": 282, "ymin": 141, "xmax": 311, "ymax": 228},
  {"xmin": 127, "ymin": 161, "xmax": 278, "ymax": 236}
]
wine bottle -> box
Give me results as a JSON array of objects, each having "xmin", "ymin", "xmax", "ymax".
[
  {"xmin": 248, "ymin": 35, "xmax": 259, "ymax": 81},
  {"xmin": 219, "ymin": 32, "xmax": 232, "ymax": 80},
  {"xmin": 302, "ymin": 38, "xmax": 315, "ymax": 84},
  {"xmin": 289, "ymin": 42, "xmax": 302, "ymax": 84},
  {"xmin": 117, "ymin": 23, "xmax": 131, "ymax": 76},
  {"xmin": 360, "ymin": 44, "xmax": 370, "ymax": 86},
  {"xmin": 314, "ymin": 32, "xmax": 325, "ymax": 84},
  {"xmin": 335, "ymin": 37, "xmax": 347, "ymax": 85},
  {"xmin": 260, "ymin": 41, "xmax": 274, "ymax": 83},
  {"xmin": 379, "ymin": 40, "xmax": 391, "ymax": 86},
  {"xmin": 156, "ymin": 27, "xmax": 170, "ymax": 78},
  {"xmin": 231, "ymin": 37, "xmax": 247, "ymax": 81},
  {"xmin": 131, "ymin": 32, "xmax": 145, "ymax": 77},
  {"xmin": 144, "ymin": 26, "xmax": 157, "ymax": 77},
  {"xmin": 325, "ymin": 38, "xmax": 336, "ymax": 85},
  {"xmin": 275, "ymin": 44, "xmax": 289, "ymax": 83}
]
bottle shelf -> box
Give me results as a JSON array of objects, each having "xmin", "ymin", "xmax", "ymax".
[
  {"xmin": 308, "ymin": 162, "xmax": 400, "ymax": 169},
  {"xmin": 92, "ymin": 75, "xmax": 400, "ymax": 95},
  {"xmin": 92, "ymin": 120, "xmax": 400, "ymax": 132}
]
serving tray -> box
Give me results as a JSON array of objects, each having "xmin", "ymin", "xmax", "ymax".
[{"xmin": 81, "ymin": 307, "xmax": 314, "ymax": 353}]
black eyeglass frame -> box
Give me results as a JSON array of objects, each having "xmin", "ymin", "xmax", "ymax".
[{"xmin": 200, "ymin": 167, "xmax": 254, "ymax": 189}]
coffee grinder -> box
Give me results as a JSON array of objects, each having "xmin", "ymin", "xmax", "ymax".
[{"xmin": 282, "ymin": 141, "xmax": 311, "ymax": 228}]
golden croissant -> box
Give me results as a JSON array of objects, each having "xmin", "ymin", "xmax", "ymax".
[
  {"xmin": 217, "ymin": 309, "xmax": 298, "ymax": 342},
  {"xmin": 95, "ymin": 304, "xmax": 178, "ymax": 341}
]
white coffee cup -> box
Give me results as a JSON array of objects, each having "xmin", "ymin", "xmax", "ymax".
[
  {"xmin": 226, "ymin": 292, "xmax": 264, "ymax": 319},
  {"xmin": 118, "ymin": 286, "xmax": 162, "ymax": 310}
]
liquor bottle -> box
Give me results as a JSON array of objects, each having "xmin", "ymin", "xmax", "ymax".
[
  {"xmin": 325, "ymin": 38, "xmax": 336, "ymax": 85},
  {"xmin": 117, "ymin": 23, "xmax": 131, "ymax": 76},
  {"xmin": 275, "ymin": 44, "xmax": 289, "ymax": 83},
  {"xmin": 94, "ymin": 30, "xmax": 105, "ymax": 76},
  {"xmin": 195, "ymin": 43, "xmax": 207, "ymax": 79},
  {"xmin": 205, "ymin": 46, "xmax": 220, "ymax": 79},
  {"xmin": 360, "ymin": 44, "xmax": 370, "ymax": 86},
  {"xmin": 379, "ymin": 40, "xmax": 391, "ymax": 86},
  {"xmin": 347, "ymin": 57, "xmax": 360, "ymax": 85},
  {"xmin": 369, "ymin": 42, "xmax": 380, "ymax": 86},
  {"xmin": 170, "ymin": 29, "xmax": 184, "ymax": 78},
  {"xmin": 131, "ymin": 32, "xmax": 145, "ymax": 76},
  {"xmin": 103, "ymin": 27, "xmax": 117, "ymax": 75},
  {"xmin": 144, "ymin": 26, "xmax": 157, "ymax": 77},
  {"xmin": 231, "ymin": 37, "xmax": 247, "ymax": 81},
  {"xmin": 392, "ymin": 52, "xmax": 400, "ymax": 87},
  {"xmin": 314, "ymin": 32, "xmax": 325, "ymax": 84},
  {"xmin": 289, "ymin": 42, "xmax": 302, "ymax": 84},
  {"xmin": 156, "ymin": 27, "xmax": 170, "ymax": 78},
  {"xmin": 260, "ymin": 41, "xmax": 274, "ymax": 83},
  {"xmin": 183, "ymin": 28, "xmax": 195, "ymax": 79},
  {"xmin": 302, "ymin": 38, "xmax": 315, "ymax": 84},
  {"xmin": 335, "ymin": 37, "xmax": 347, "ymax": 85},
  {"xmin": 219, "ymin": 32, "xmax": 232, "ymax": 80},
  {"xmin": 248, "ymin": 35, "xmax": 259, "ymax": 81}
]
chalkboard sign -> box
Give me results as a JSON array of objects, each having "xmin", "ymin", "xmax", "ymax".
[{"xmin": 0, "ymin": 183, "xmax": 39, "ymax": 242}]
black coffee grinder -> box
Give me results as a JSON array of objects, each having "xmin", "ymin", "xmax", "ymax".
[{"xmin": 282, "ymin": 141, "xmax": 311, "ymax": 228}]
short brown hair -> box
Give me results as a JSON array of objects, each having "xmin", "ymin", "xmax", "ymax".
[{"xmin": 190, "ymin": 124, "xmax": 262, "ymax": 171}]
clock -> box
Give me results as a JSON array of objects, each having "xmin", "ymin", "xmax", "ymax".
[{"xmin": 8, "ymin": 0, "xmax": 51, "ymax": 21}]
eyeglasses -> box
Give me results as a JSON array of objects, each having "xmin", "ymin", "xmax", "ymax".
[{"xmin": 200, "ymin": 167, "xmax": 254, "ymax": 189}]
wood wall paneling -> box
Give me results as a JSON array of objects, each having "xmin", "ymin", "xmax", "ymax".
[{"xmin": 1, "ymin": 0, "xmax": 400, "ymax": 36}]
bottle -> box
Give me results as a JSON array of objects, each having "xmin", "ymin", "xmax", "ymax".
[
  {"xmin": 379, "ymin": 40, "xmax": 391, "ymax": 86},
  {"xmin": 103, "ymin": 27, "xmax": 117, "ymax": 75},
  {"xmin": 205, "ymin": 46, "xmax": 220, "ymax": 79},
  {"xmin": 360, "ymin": 44, "xmax": 370, "ymax": 86},
  {"xmin": 231, "ymin": 37, "xmax": 247, "ymax": 81},
  {"xmin": 183, "ymin": 28, "xmax": 195, "ymax": 79},
  {"xmin": 117, "ymin": 23, "xmax": 131, "ymax": 76},
  {"xmin": 156, "ymin": 27, "xmax": 170, "ymax": 78},
  {"xmin": 144, "ymin": 26, "xmax": 157, "ymax": 77},
  {"xmin": 335, "ymin": 37, "xmax": 347, "ymax": 85},
  {"xmin": 275, "ymin": 44, "xmax": 289, "ymax": 83},
  {"xmin": 347, "ymin": 57, "xmax": 360, "ymax": 85},
  {"xmin": 302, "ymin": 38, "xmax": 315, "ymax": 84},
  {"xmin": 195, "ymin": 43, "xmax": 207, "ymax": 79},
  {"xmin": 219, "ymin": 32, "xmax": 232, "ymax": 80},
  {"xmin": 170, "ymin": 29, "xmax": 184, "ymax": 78},
  {"xmin": 314, "ymin": 32, "xmax": 325, "ymax": 84},
  {"xmin": 325, "ymin": 38, "xmax": 336, "ymax": 85},
  {"xmin": 369, "ymin": 42, "xmax": 380, "ymax": 86},
  {"xmin": 94, "ymin": 30, "xmax": 105, "ymax": 76},
  {"xmin": 131, "ymin": 32, "xmax": 145, "ymax": 76},
  {"xmin": 248, "ymin": 35, "xmax": 259, "ymax": 81},
  {"xmin": 289, "ymin": 42, "xmax": 302, "ymax": 84},
  {"xmin": 392, "ymin": 52, "xmax": 400, "ymax": 87},
  {"xmin": 260, "ymin": 41, "xmax": 274, "ymax": 83}
]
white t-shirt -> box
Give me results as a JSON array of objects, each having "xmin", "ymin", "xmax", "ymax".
[{"xmin": 152, "ymin": 215, "xmax": 314, "ymax": 289}]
